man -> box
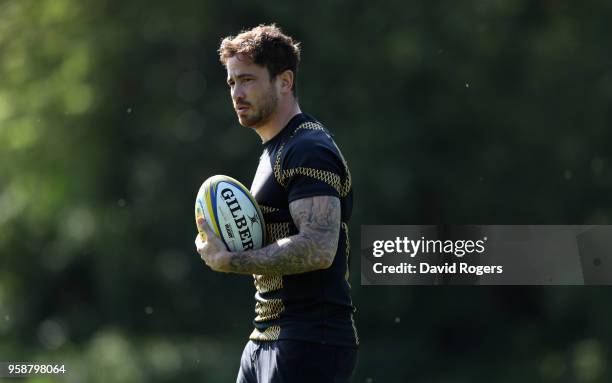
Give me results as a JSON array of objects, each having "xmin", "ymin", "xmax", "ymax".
[{"xmin": 195, "ymin": 24, "xmax": 358, "ymax": 383}]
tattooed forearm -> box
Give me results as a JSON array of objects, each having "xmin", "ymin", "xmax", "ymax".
[{"xmin": 225, "ymin": 196, "xmax": 341, "ymax": 275}]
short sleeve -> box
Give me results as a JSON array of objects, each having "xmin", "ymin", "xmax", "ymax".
[{"xmin": 282, "ymin": 138, "xmax": 344, "ymax": 203}]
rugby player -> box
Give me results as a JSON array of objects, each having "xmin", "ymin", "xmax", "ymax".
[{"xmin": 195, "ymin": 24, "xmax": 358, "ymax": 383}]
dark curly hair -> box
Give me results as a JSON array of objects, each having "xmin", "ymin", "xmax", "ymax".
[{"xmin": 219, "ymin": 24, "xmax": 301, "ymax": 96}]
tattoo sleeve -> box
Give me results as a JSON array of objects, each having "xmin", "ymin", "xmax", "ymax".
[{"xmin": 225, "ymin": 195, "xmax": 341, "ymax": 275}]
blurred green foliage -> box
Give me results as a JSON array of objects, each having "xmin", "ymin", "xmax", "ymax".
[{"xmin": 1, "ymin": 0, "xmax": 612, "ymax": 382}]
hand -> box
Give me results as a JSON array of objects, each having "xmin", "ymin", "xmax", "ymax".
[{"xmin": 195, "ymin": 218, "xmax": 231, "ymax": 272}]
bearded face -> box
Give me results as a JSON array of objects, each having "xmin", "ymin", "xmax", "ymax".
[{"xmin": 226, "ymin": 56, "xmax": 280, "ymax": 129}]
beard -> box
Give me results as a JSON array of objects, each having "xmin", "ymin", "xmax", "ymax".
[{"xmin": 237, "ymin": 85, "xmax": 278, "ymax": 128}]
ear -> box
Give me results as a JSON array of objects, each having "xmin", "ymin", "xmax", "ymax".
[{"xmin": 277, "ymin": 70, "xmax": 294, "ymax": 94}]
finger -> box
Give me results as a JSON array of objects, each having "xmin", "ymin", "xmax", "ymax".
[
  {"xmin": 197, "ymin": 217, "xmax": 211, "ymax": 231},
  {"xmin": 197, "ymin": 217, "xmax": 205, "ymax": 228},
  {"xmin": 196, "ymin": 217, "xmax": 206, "ymax": 232},
  {"xmin": 197, "ymin": 218, "xmax": 215, "ymax": 236},
  {"xmin": 196, "ymin": 219, "xmax": 212, "ymax": 243},
  {"xmin": 199, "ymin": 220, "xmax": 226, "ymax": 247}
]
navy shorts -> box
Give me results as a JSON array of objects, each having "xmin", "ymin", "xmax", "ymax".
[{"xmin": 236, "ymin": 340, "xmax": 358, "ymax": 383}]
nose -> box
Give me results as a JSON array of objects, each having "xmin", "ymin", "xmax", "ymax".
[{"xmin": 231, "ymin": 84, "xmax": 246, "ymax": 102}]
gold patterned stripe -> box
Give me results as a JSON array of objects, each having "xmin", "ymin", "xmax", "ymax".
[
  {"xmin": 254, "ymin": 298, "xmax": 284, "ymax": 322},
  {"xmin": 342, "ymin": 222, "xmax": 350, "ymax": 282},
  {"xmin": 249, "ymin": 325, "xmax": 281, "ymax": 341},
  {"xmin": 293, "ymin": 121, "xmax": 327, "ymax": 134},
  {"xmin": 342, "ymin": 222, "xmax": 359, "ymax": 345},
  {"xmin": 254, "ymin": 274, "xmax": 283, "ymax": 294},
  {"xmin": 259, "ymin": 205, "xmax": 280, "ymax": 214},
  {"xmin": 282, "ymin": 166, "xmax": 350, "ymax": 197},
  {"xmin": 328, "ymin": 137, "xmax": 352, "ymax": 198},
  {"xmin": 273, "ymin": 140, "xmax": 286, "ymax": 185},
  {"xmin": 266, "ymin": 222, "xmax": 291, "ymax": 243}
]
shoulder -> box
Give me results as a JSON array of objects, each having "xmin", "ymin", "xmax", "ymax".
[
  {"xmin": 272, "ymin": 115, "xmax": 352, "ymax": 199},
  {"xmin": 283, "ymin": 118, "xmax": 338, "ymax": 159}
]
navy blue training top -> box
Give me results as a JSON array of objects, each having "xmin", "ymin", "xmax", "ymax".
[{"xmin": 249, "ymin": 113, "xmax": 358, "ymax": 348}]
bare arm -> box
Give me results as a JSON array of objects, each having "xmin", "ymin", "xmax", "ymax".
[{"xmin": 196, "ymin": 195, "xmax": 340, "ymax": 275}]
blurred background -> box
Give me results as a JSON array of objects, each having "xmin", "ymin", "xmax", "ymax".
[{"xmin": 1, "ymin": 0, "xmax": 612, "ymax": 382}]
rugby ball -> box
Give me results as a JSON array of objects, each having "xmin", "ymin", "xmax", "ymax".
[{"xmin": 195, "ymin": 175, "xmax": 266, "ymax": 251}]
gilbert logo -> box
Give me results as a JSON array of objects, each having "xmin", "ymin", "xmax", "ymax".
[{"xmin": 221, "ymin": 188, "xmax": 254, "ymax": 250}]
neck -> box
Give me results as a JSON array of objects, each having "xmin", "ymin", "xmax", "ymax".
[{"xmin": 255, "ymin": 99, "xmax": 301, "ymax": 144}]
